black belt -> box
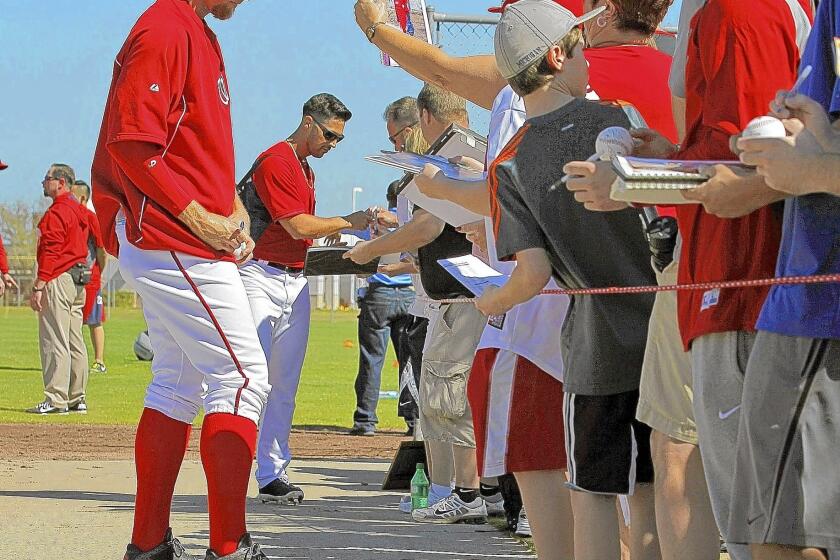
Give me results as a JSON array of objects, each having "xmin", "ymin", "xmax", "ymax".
[{"xmin": 263, "ymin": 261, "xmax": 304, "ymax": 274}]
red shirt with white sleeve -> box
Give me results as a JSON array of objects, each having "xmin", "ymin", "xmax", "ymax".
[
  {"xmin": 91, "ymin": 0, "xmax": 236, "ymax": 260},
  {"xmin": 252, "ymin": 141, "xmax": 316, "ymax": 269},
  {"xmin": 0, "ymin": 236, "xmax": 8, "ymax": 275},
  {"xmin": 672, "ymin": 0, "xmax": 805, "ymax": 349},
  {"xmin": 37, "ymin": 193, "xmax": 89, "ymax": 283}
]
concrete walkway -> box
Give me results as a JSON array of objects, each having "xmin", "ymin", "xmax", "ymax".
[{"xmin": 0, "ymin": 459, "xmax": 533, "ymax": 559}]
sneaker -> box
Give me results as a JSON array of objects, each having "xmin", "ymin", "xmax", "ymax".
[
  {"xmin": 124, "ymin": 528, "xmax": 198, "ymax": 560},
  {"xmin": 483, "ymin": 491, "xmax": 505, "ymax": 517},
  {"xmin": 515, "ymin": 508, "xmax": 532, "ymax": 537},
  {"xmin": 205, "ymin": 533, "xmax": 267, "ymax": 560},
  {"xmin": 411, "ymin": 492, "xmax": 487, "ymax": 524},
  {"xmin": 398, "ymin": 484, "xmax": 450, "ymax": 513},
  {"xmin": 348, "ymin": 425, "xmax": 375, "ymax": 437},
  {"xmin": 68, "ymin": 399, "xmax": 88, "ymax": 414},
  {"xmin": 91, "ymin": 362, "xmax": 108, "ymax": 374},
  {"xmin": 25, "ymin": 400, "xmax": 68, "ymax": 415},
  {"xmin": 258, "ymin": 475, "xmax": 304, "ymax": 504}
]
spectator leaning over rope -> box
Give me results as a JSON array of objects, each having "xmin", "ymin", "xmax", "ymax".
[{"xmin": 27, "ymin": 163, "xmax": 91, "ymax": 416}]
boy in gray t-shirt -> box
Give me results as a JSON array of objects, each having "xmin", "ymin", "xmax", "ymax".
[{"xmin": 476, "ymin": 1, "xmax": 657, "ymax": 558}]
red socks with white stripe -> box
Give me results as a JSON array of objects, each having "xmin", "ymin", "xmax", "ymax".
[
  {"xmin": 132, "ymin": 408, "xmax": 191, "ymax": 551},
  {"xmin": 201, "ymin": 412, "xmax": 258, "ymax": 556}
]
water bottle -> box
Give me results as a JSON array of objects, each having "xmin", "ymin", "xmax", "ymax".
[
  {"xmin": 410, "ymin": 462, "xmax": 429, "ymax": 510},
  {"xmin": 378, "ymin": 390, "xmax": 399, "ymax": 400}
]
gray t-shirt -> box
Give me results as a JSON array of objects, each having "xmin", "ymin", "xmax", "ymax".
[
  {"xmin": 494, "ymin": 98, "xmax": 655, "ymax": 396},
  {"xmin": 669, "ymin": 0, "xmax": 706, "ymax": 98}
]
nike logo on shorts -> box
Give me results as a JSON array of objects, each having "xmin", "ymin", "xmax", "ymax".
[{"xmin": 718, "ymin": 405, "xmax": 742, "ymax": 420}]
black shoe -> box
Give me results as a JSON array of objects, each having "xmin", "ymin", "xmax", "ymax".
[
  {"xmin": 348, "ymin": 425, "xmax": 375, "ymax": 437},
  {"xmin": 258, "ymin": 476, "xmax": 304, "ymax": 504},
  {"xmin": 124, "ymin": 528, "xmax": 198, "ymax": 560},
  {"xmin": 205, "ymin": 533, "xmax": 267, "ymax": 560}
]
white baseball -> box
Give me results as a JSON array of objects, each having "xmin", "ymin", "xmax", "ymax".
[
  {"xmin": 742, "ymin": 116, "xmax": 787, "ymax": 140},
  {"xmin": 595, "ymin": 127, "xmax": 635, "ymax": 160}
]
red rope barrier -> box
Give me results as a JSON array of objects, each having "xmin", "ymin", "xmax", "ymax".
[{"xmin": 434, "ymin": 273, "xmax": 840, "ymax": 304}]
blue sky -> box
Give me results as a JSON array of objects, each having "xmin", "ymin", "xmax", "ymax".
[{"xmin": 0, "ymin": 0, "xmax": 681, "ymax": 216}]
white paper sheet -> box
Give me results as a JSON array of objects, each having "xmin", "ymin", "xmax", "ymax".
[{"xmin": 437, "ymin": 255, "xmax": 510, "ymax": 297}]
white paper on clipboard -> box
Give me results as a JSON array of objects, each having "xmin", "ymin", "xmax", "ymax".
[
  {"xmin": 438, "ymin": 255, "xmax": 509, "ymax": 297},
  {"xmin": 381, "ymin": 0, "xmax": 433, "ymax": 67},
  {"xmin": 404, "ymin": 123, "xmax": 488, "ymax": 227}
]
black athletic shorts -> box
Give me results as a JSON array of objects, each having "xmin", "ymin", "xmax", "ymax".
[{"xmin": 563, "ymin": 389, "xmax": 654, "ymax": 495}]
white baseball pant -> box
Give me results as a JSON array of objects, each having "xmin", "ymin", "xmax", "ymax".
[
  {"xmin": 239, "ymin": 260, "xmax": 311, "ymax": 487},
  {"xmin": 116, "ymin": 220, "xmax": 270, "ymax": 425}
]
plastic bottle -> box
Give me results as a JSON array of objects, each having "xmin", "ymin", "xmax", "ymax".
[
  {"xmin": 379, "ymin": 390, "xmax": 399, "ymax": 399},
  {"xmin": 410, "ymin": 462, "xmax": 429, "ymax": 510}
]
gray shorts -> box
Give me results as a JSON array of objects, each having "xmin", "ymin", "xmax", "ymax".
[
  {"xmin": 729, "ymin": 332, "xmax": 840, "ymax": 550},
  {"xmin": 419, "ymin": 302, "xmax": 486, "ymax": 448}
]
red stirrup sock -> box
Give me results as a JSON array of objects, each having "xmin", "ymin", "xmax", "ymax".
[
  {"xmin": 131, "ymin": 408, "xmax": 192, "ymax": 551},
  {"xmin": 201, "ymin": 413, "xmax": 258, "ymax": 556}
]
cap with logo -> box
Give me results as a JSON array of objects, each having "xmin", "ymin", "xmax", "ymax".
[
  {"xmin": 494, "ymin": 0, "xmax": 604, "ymax": 80},
  {"xmin": 489, "ymin": 0, "xmax": 583, "ymax": 16}
]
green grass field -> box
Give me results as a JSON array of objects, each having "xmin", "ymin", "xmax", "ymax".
[{"xmin": 0, "ymin": 307, "xmax": 403, "ymax": 429}]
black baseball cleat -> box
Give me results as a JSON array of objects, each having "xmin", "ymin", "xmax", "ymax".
[
  {"xmin": 205, "ymin": 533, "xmax": 268, "ymax": 560},
  {"xmin": 123, "ymin": 528, "xmax": 198, "ymax": 560},
  {"xmin": 258, "ymin": 476, "xmax": 304, "ymax": 505}
]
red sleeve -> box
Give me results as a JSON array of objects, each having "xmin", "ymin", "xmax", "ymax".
[
  {"xmin": 253, "ymin": 156, "xmax": 310, "ymax": 221},
  {"xmin": 0, "ymin": 237, "xmax": 8, "ymax": 275},
  {"xmin": 37, "ymin": 210, "xmax": 69, "ymax": 283},
  {"xmin": 675, "ymin": 0, "xmax": 799, "ymax": 161},
  {"xmin": 105, "ymin": 23, "xmax": 197, "ymax": 216}
]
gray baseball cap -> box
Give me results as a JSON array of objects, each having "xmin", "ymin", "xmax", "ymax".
[{"xmin": 494, "ymin": 0, "xmax": 605, "ymax": 79}]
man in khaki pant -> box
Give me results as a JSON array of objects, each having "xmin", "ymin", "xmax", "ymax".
[{"xmin": 27, "ymin": 164, "xmax": 91, "ymax": 415}]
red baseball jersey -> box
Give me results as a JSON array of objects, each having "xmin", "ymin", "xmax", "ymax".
[
  {"xmin": 0, "ymin": 236, "xmax": 8, "ymax": 275},
  {"xmin": 252, "ymin": 141, "xmax": 317, "ymax": 269},
  {"xmin": 92, "ymin": 0, "xmax": 236, "ymax": 260},
  {"xmin": 37, "ymin": 193, "xmax": 89, "ymax": 283},
  {"xmin": 673, "ymin": 0, "xmax": 802, "ymax": 349},
  {"xmin": 82, "ymin": 206, "xmax": 105, "ymax": 291}
]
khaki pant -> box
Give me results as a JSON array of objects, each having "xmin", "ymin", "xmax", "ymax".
[
  {"xmin": 419, "ymin": 302, "xmax": 486, "ymax": 448},
  {"xmin": 39, "ymin": 272, "xmax": 88, "ymax": 408}
]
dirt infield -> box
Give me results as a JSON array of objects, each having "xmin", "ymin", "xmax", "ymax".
[{"xmin": 0, "ymin": 424, "xmax": 408, "ymax": 461}]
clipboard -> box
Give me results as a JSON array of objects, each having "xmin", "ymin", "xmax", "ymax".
[{"xmin": 303, "ymin": 247, "xmax": 381, "ymax": 276}]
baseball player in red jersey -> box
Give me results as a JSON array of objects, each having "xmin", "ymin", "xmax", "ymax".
[
  {"xmin": 72, "ymin": 180, "xmax": 110, "ymax": 374},
  {"xmin": 91, "ymin": 1, "xmax": 270, "ymax": 559},
  {"xmin": 238, "ymin": 93, "xmax": 370, "ymax": 504}
]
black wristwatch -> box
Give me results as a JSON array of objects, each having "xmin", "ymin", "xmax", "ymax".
[{"xmin": 32, "ymin": 286, "xmax": 45, "ymax": 293}]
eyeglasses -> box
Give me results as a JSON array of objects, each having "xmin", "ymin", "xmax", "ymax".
[
  {"xmin": 41, "ymin": 176, "xmax": 59, "ymax": 186},
  {"xmin": 389, "ymin": 122, "xmax": 418, "ymax": 146},
  {"xmin": 312, "ymin": 118, "xmax": 345, "ymax": 143}
]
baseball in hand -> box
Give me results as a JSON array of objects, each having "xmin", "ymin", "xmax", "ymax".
[
  {"xmin": 742, "ymin": 116, "xmax": 787, "ymax": 140},
  {"xmin": 593, "ymin": 127, "xmax": 636, "ymax": 161}
]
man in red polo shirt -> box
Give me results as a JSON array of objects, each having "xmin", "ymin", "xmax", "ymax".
[
  {"xmin": 238, "ymin": 93, "xmax": 370, "ymax": 504},
  {"xmin": 91, "ymin": 1, "xmax": 271, "ymax": 559},
  {"xmin": 27, "ymin": 163, "xmax": 90, "ymax": 416},
  {"xmin": 72, "ymin": 180, "xmax": 109, "ymax": 375}
]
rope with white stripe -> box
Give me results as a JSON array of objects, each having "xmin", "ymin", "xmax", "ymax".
[{"xmin": 433, "ymin": 273, "xmax": 840, "ymax": 304}]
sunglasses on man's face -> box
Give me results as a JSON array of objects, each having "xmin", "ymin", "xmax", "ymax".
[
  {"xmin": 41, "ymin": 176, "xmax": 59, "ymax": 186},
  {"xmin": 389, "ymin": 122, "xmax": 418, "ymax": 146},
  {"xmin": 312, "ymin": 118, "xmax": 344, "ymax": 143}
]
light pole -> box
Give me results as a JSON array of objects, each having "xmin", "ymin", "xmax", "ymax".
[{"xmin": 352, "ymin": 187, "xmax": 363, "ymax": 212}]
